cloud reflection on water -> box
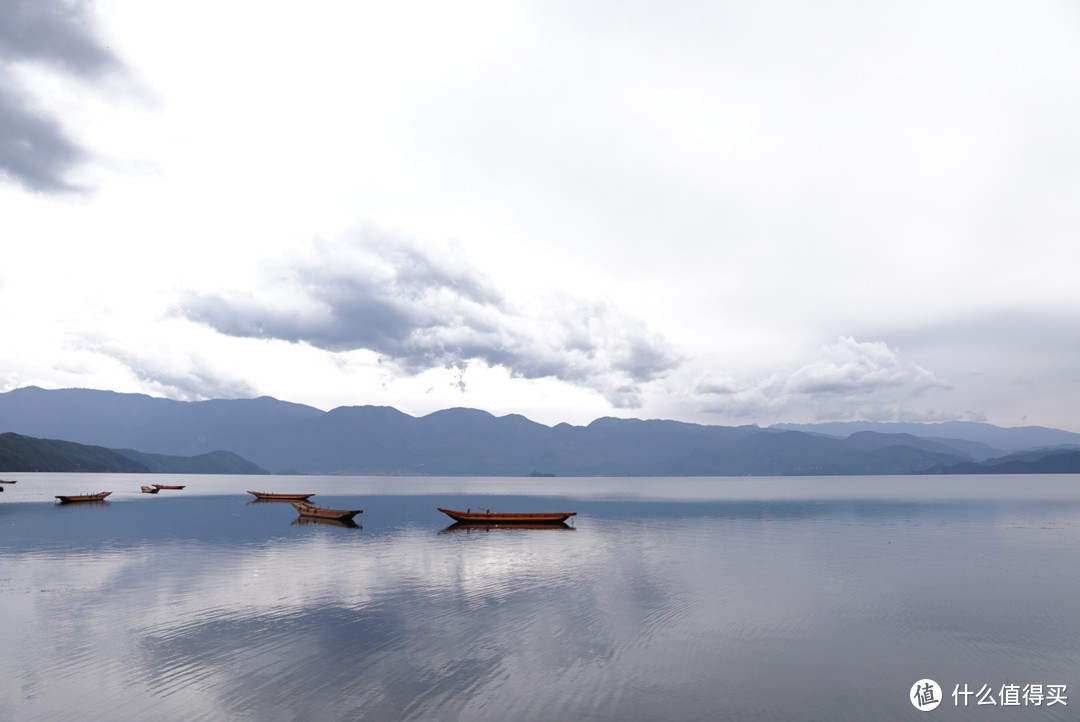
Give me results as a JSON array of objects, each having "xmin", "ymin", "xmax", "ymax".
[{"xmin": 2, "ymin": 478, "xmax": 1080, "ymax": 720}]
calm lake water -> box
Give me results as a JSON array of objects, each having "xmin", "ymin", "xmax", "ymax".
[{"xmin": 1, "ymin": 473, "xmax": 1078, "ymax": 721}]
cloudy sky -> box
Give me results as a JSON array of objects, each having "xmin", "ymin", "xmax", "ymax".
[{"xmin": 3, "ymin": 0, "xmax": 1079, "ymax": 431}]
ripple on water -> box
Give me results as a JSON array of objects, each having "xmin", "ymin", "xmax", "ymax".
[{"xmin": 5, "ymin": 480, "xmax": 1080, "ymax": 721}]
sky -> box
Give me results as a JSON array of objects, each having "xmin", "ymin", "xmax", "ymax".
[{"xmin": 2, "ymin": 0, "xmax": 1080, "ymax": 432}]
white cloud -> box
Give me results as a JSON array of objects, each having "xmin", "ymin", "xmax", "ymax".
[
  {"xmin": 787, "ymin": 338, "xmax": 946, "ymax": 396},
  {"xmin": 2, "ymin": 0, "xmax": 1080, "ymax": 431},
  {"xmin": 178, "ymin": 228, "xmax": 679, "ymax": 408},
  {"xmin": 695, "ymin": 337, "xmax": 951, "ymax": 422}
]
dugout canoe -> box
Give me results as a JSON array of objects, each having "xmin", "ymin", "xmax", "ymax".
[
  {"xmin": 153, "ymin": 484, "xmax": 186, "ymax": 490},
  {"xmin": 437, "ymin": 508, "xmax": 576, "ymax": 524},
  {"xmin": 290, "ymin": 501, "xmax": 363, "ymax": 522},
  {"xmin": 247, "ymin": 491, "xmax": 315, "ymax": 501},
  {"xmin": 441, "ymin": 522, "xmax": 574, "ymax": 533},
  {"xmin": 56, "ymin": 492, "xmax": 112, "ymax": 503}
]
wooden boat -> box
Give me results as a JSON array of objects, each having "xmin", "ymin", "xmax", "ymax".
[
  {"xmin": 290, "ymin": 501, "xmax": 362, "ymax": 521},
  {"xmin": 56, "ymin": 492, "xmax": 112, "ymax": 503},
  {"xmin": 140, "ymin": 486, "xmax": 160, "ymax": 494},
  {"xmin": 437, "ymin": 508, "xmax": 576, "ymax": 524},
  {"xmin": 0, "ymin": 479, "xmax": 16, "ymax": 484},
  {"xmin": 247, "ymin": 491, "xmax": 315, "ymax": 501},
  {"xmin": 442, "ymin": 522, "xmax": 574, "ymax": 533},
  {"xmin": 153, "ymin": 484, "xmax": 186, "ymax": 490}
]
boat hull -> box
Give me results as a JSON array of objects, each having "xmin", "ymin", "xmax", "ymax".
[
  {"xmin": 437, "ymin": 508, "xmax": 576, "ymax": 524},
  {"xmin": 442, "ymin": 522, "xmax": 574, "ymax": 532},
  {"xmin": 247, "ymin": 491, "xmax": 315, "ymax": 500},
  {"xmin": 140, "ymin": 486, "xmax": 160, "ymax": 494},
  {"xmin": 153, "ymin": 484, "xmax": 186, "ymax": 490},
  {"xmin": 291, "ymin": 501, "xmax": 362, "ymax": 521},
  {"xmin": 56, "ymin": 492, "xmax": 112, "ymax": 503}
]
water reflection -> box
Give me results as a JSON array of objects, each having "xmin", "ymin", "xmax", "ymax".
[
  {"xmin": 440, "ymin": 522, "xmax": 575, "ymax": 533},
  {"xmin": 291, "ymin": 516, "xmax": 361, "ymax": 529},
  {"xmin": 2, "ymin": 477, "xmax": 1080, "ymax": 721},
  {"xmin": 246, "ymin": 497, "xmax": 305, "ymax": 505}
]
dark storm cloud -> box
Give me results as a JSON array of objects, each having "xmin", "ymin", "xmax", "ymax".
[
  {"xmin": 0, "ymin": 0, "xmax": 122, "ymax": 192},
  {"xmin": 179, "ymin": 233, "xmax": 679, "ymax": 405},
  {"xmin": 184, "ymin": 236, "xmax": 507, "ymax": 360},
  {"xmin": 0, "ymin": 84, "xmax": 88, "ymax": 192},
  {"xmin": 0, "ymin": 0, "xmax": 119, "ymax": 75}
]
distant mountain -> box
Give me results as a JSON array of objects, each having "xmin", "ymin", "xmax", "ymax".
[
  {"xmin": 843, "ymin": 431, "xmax": 976, "ymax": 458},
  {"xmin": 0, "ymin": 432, "xmax": 147, "ymax": 473},
  {"xmin": 921, "ymin": 447, "xmax": 1080, "ymax": 475},
  {"xmin": 0, "ymin": 386, "xmax": 1077, "ymax": 476},
  {"xmin": 771, "ymin": 421, "xmax": 1080, "ymax": 456},
  {"xmin": 111, "ymin": 448, "xmax": 269, "ymax": 475},
  {"xmin": 671, "ymin": 429, "xmax": 968, "ymax": 476},
  {"xmin": 0, "ymin": 386, "xmax": 322, "ymax": 463},
  {"xmin": 0, "ymin": 432, "xmax": 269, "ymax": 474}
]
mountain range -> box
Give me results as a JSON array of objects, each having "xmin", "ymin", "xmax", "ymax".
[
  {"xmin": 1, "ymin": 386, "xmax": 1078, "ymax": 476},
  {"xmin": 0, "ymin": 432, "xmax": 268, "ymax": 474}
]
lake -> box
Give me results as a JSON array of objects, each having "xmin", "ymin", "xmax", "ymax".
[{"xmin": 1, "ymin": 473, "xmax": 1077, "ymax": 721}]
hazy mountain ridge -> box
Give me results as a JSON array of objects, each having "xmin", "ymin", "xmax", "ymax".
[
  {"xmin": 0, "ymin": 386, "xmax": 1078, "ymax": 476},
  {"xmin": 920, "ymin": 447, "xmax": 1080, "ymax": 475},
  {"xmin": 111, "ymin": 448, "xmax": 269, "ymax": 475},
  {"xmin": 771, "ymin": 420, "xmax": 1080, "ymax": 455},
  {"xmin": 0, "ymin": 432, "xmax": 269, "ymax": 474}
]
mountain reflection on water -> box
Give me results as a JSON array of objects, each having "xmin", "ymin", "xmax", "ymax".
[{"xmin": 1, "ymin": 474, "xmax": 1079, "ymax": 721}]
